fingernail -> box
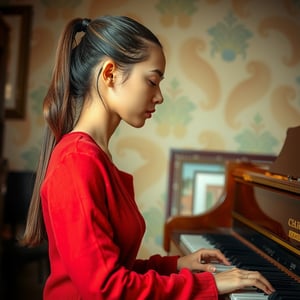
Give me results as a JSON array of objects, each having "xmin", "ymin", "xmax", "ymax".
[{"xmin": 209, "ymin": 266, "xmax": 216, "ymax": 272}]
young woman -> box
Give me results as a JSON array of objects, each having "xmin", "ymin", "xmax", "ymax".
[{"xmin": 23, "ymin": 15, "xmax": 274, "ymax": 299}]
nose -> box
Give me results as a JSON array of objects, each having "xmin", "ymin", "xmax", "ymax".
[{"xmin": 154, "ymin": 89, "xmax": 164, "ymax": 104}]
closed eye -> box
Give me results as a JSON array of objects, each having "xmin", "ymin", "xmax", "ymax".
[{"xmin": 149, "ymin": 80, "xmax": 157, "ymax": 87}]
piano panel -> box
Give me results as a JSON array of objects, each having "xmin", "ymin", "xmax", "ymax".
[{"xmin": 233, "ymin": 180, "xmax": 300, "ymax": 254}]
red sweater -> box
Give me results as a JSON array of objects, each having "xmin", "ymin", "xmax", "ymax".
[{"xmin": 41, "ymin": 132, "xmax": 218, "ymax": 299}]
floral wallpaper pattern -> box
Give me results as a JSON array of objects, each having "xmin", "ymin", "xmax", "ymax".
[
  {"xmin": 208, "ymin": 12, "xmax": 253, "ymax": 61},
  {"xmin": 2, "ymin": 0, "xmax": 300, "ymax": 257}
]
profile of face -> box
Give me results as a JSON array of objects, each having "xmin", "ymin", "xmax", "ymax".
[{"xmin": 102, "ymin": 44, "xmax": 166, "ymax": 128}]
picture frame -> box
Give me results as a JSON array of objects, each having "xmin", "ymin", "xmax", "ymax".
[
  {"xmin": 192, "ymin": 171, "xmax": 225, "ymax": 214},
  {"xmin": 0, "ymin": 5, "xmax": 33, "ymax": 119},
  {"xmin": 166, "ymin": 149, "xmax": 276, "ymax": 218}
]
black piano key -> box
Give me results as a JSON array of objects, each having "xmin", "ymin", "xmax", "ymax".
[{"xmin": 268, "ymin": 291, "xmax": 300, "ymax": 300}]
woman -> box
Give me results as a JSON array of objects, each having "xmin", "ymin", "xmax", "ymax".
[{"xmin": 23, "ymin": 15, "xmax": 274, "ymax": 299}]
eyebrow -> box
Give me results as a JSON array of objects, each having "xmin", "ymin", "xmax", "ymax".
[{"xmin": 150, "ymin": 69, "xmax": 165, "ymax": 79}]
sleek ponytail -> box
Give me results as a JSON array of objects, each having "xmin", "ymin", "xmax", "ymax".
[{"xmin": 22, "ymin": 18, "xmax": 86, "ymax": 245}]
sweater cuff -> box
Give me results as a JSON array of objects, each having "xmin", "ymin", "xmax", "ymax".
[
  {"xmin": 147, "ymin": 254, "xmax": 180, "ymax": 275},
  {"xmin": 193, "ymin": 271, "xmax": 218, "ymax": 298},
  {"xmin": 158, "ymin": 255, "xmax": 180, "ymax": 275}
]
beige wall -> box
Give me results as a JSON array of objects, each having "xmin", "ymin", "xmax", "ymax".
[{"xmin": 3, "ymin": 0, "xmax": 300, "ymax": 256}]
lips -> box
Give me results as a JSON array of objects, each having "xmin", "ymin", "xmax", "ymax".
[
  {"xmin": 145, "ymin": 109, "xmax": 155, "ymax": 118},
  {"xmin": 146, "ymin": 109, "xmax": 155, "ymax": 114}
]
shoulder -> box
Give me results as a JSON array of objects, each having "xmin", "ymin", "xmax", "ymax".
[
  {"xmin": 46, "ymin": 132, "xmax": 112, "ymax": 179},
  {"xmin": 56, "ymin": 132, "xmax": 103, "ymax": 157},
  {"xmin": 51, "ymin": 132, "xmax": 110, "ymax": 164}
]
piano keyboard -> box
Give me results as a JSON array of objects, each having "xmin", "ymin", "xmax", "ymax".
[{"xmin": 180, "ymin": 234, "xmax": 300, "ymax": 300}]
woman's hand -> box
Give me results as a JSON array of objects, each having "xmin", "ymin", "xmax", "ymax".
[
  {"xmin": 214, "ymin": 267, "xmax": 275, "ymax": 295},
  {"xmin": 177, "ymin": 248, "xmax": 275, "ymax": 296},
  {"xmin": 177, "ymin": 248, "xmax": 231, "ymax": 273}
]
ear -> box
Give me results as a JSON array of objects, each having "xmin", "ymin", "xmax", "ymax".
[{"xmin": 101, "ymin": 60, "xmax": 116, "ymax": 87}]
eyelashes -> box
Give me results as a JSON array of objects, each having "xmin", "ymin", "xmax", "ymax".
[{"xmin": 148, "ymin": 80, "xmax": 157, "ymax": 87}]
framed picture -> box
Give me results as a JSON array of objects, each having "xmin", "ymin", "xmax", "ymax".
[
  {"xmin": 0, "ymin": 5, "xmax": 33, "ymax": 118},
  {"xmin": 192, "ymin": 171, "xmax": 225, "ymax": 214},
  {"xmin": 166, "ymin": 149, "xmax": 276, "ymax": 218}
]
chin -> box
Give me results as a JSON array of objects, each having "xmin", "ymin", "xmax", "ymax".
[
  {"xmin": 134, "ymin": 122, "xmax": 145, "ymax": 128},
  {"xmin": 124, "ymin": 116, "xmax": 147, "ymax": 128},
  {"xmin": 130, "ymin": 120, "xmax": 146, "ymax": 128}
]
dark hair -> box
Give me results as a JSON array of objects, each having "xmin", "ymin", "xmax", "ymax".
[{"xmin": 22, "ymin": 15, "xmax": 162, "ymax": 246}]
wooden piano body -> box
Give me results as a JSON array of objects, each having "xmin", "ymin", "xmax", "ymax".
[{"xmin": 163, "ymin": 159, "xmax": 300, "ymax": 299}]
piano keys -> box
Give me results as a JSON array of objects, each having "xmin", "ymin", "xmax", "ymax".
[{"xmin": 180, "ymin": 232, "xmax": 300, "ymax": 299}]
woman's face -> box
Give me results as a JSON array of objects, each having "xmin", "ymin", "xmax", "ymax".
[{"xmin": 108, "ymin": 44, "xmax": 166, "ymax": 128}]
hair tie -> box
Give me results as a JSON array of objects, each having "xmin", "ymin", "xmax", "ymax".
[{"xmin": 81, "ymin": 18, "xmax": 91, "ymax": 32}]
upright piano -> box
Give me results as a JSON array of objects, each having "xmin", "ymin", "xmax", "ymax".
[{"xmin": 164, "ymin": 127, "xmax": 300, "ymax": 299}]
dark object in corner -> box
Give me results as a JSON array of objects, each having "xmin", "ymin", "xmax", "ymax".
[
  {"xmin": 269, "ymin": 125, "xmax": 300, "ymax": 179},
  {"xmin": 0, "ymin": 171, "xmax": 49, "ymax": 299}
]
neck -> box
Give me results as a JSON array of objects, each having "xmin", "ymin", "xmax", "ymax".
[{"xmin": 72, "ymin": 99, "xmax": 120, "ymax": 160}]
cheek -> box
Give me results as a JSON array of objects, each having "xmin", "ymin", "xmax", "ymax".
[
  {"xmin": 113, "ymin": 77, "xmax": 149, "ymax": 113},
  {"xmin": 125, "ymin": 82, "xmax": 147, "ymax": 103}
]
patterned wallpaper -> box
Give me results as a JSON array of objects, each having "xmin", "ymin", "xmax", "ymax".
[{"xmin": 2, "ymin": 0, "xmax": 300, "ymax": 257}]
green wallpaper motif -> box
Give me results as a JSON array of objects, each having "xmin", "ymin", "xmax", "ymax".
[
  {"xmin": 208, "ymin": 12, "xmax": 253, "ymax": 61},
  {"xmin": 234, "ymin": 113, "xmax": 279, "ymax": 153},
  {"xmin": 155, "ymin": 0, "xmax": 198, "ymax": 27},
  {"xmin": 153, "ymin": 78, "xmax": 196, "ymax": 138}
]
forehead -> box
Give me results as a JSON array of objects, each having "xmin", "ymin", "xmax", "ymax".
[{"xmin": 141, "ymin": 44, "xmax": 166, "ymax": 75}]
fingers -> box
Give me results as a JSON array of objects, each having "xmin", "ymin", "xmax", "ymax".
[
  {"xmin": 194, "ymin": 249, "xmax": 275, "ymax": 295},
  {"xmin": 238, "ymin": 270, "xmax": 275, "ymax": 295},
  {"xmin": 190, "ymin": 248, "xmax": 231, "ymax": 273},
  {"xmin": 198, "ymin": 248, "xmax": 231, "ymax": 266},
  {"xmin": 197, "ymin": 263, "xmax": 217, "ymax": 273},
  {"xmin": 178, "ymin": 248, "xmax": 229, "ymax": 272},
  {"xmin": 214, "ymin": 268, "xmax": 275, "ymax": 295}
]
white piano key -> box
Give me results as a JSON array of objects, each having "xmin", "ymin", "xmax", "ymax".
[
  {"xmin": 214, "ymin": 264, "xmax": 235, "ymax": 273},
  {"xmin": 230, "ymin": 292, "xmax": 268, "ymax": 299},
  {"xmin": 180, "ymin": 234, "xmax": 215, "ymax": 252}
]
